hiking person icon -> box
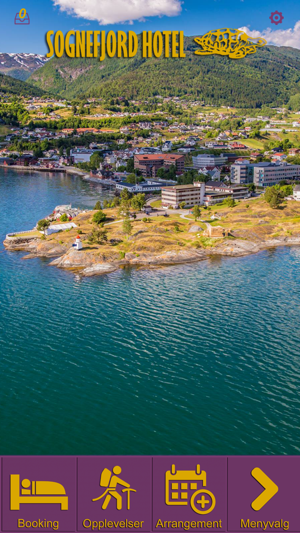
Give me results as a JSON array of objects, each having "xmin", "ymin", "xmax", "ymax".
[{"xmin": 92, "ymin": 466, "xmax": 136, "ymax": 510}]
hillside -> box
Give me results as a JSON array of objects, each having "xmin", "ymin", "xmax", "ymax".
[
  {"xmin": 0, "ymin": 53, "xmax": 47, "ymax": 81},
  {"xmin": 0, "ymin": 73, "xmax": 46, "ymax": 97},
  {"xmin": 28, "ymin": 37, "xmax": 300, "ymax": 107}
]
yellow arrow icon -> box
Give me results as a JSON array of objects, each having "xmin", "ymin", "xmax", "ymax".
[{"xmin": 251, "ymin": 468, "xmax": 278, "ymax": 511}]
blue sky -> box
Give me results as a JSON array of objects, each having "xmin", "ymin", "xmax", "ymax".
[{"xmin": 0, "ymin": 0, "xmax": 297, "ymax": 54}]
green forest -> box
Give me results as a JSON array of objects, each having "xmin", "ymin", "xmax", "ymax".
[
  {"xmin": 0, "ymin": 73, "xmax": 45, "ymax": 97},
  {"xmin": 28, "ymin": 37, "xmax": 300, "ymax": 108}
]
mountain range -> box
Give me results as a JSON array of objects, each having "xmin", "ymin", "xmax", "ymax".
[
  {"xmin": 1, "ymin": 38, "xmax": 300, "ymax": 108},
  {"xmin": 27, "ymin": 38, "xmax": 300, "ymax": 108},
  {"xmin": 0, "ymin": 53, "xmax": 48, "ymax": 81}
]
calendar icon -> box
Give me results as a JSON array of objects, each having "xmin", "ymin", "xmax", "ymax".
[{"xmin": 165, "ymin": 464, "xmax": 215, "ymax": 515}]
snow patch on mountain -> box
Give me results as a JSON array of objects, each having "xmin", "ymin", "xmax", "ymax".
[{"xmin": 0, "ymin": 53, "xmax": 48, "ymax": 80}]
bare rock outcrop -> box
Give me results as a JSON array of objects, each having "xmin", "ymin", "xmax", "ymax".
[
  {"xmin": 5, "ymin": 232, "xmax": 300, "ymax": 278},
  {"xmin": 82, "ymin": 264, "xmax": 119, "ymax": 276},
  {"xmin": 4, "ymin": 238, "xmax": 68, "ymax": 257},
  {"xmin": 210, "ymin": 239, "xmax": 262, "ymax": 256}
]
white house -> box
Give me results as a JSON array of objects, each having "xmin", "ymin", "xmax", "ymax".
[
  {"xmin": 178, "ymin": 147, "xmax": 193, "ymax": 153},
  {"xmin": 199, "ymin": 167, "xmax": 221, "ymax": 181},
  {"xmin": 105, "ymin": 154, "xmax": 117, "ymax": 165},
  {"xmin": 293, "ymin": 185, "xmax": 300, "ymax": 201},
  {"xmin": 116, "ymin": 160, "xmax": 127, "ymax": 169},
  {"xmin": 116, "ymin": 180, "xmax": 165, "ymax": 193},
  {"xmin": 70, "ymin": 148, "xmax": 94, "ymax": 163},
  {"xmin": 162, "ymin": 141, "xmax": 173, "ymax": 152},
  {"xmin": 271, "ymin": 153, "xmax": 287, "ymax": 162}
]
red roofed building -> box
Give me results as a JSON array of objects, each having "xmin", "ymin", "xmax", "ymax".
[
  {"xmin": 76, "ymin": 128, "xmax": 102, "ymax": 134},
  {"xmin": 289, "ymin": 148, "xmax": 300, "ymax": 156},
  {"xmin": 271, "ymin": 153, "xmax": 286, "ymax": 162},
  {"xmin": 229, "ymin": 142, "xmax": 247, "ymax": 149},
  {"xmin": 134, "ymin": 153, "xmax": 185, "ymax": 177}
]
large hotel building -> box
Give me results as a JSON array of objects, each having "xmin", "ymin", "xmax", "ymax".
[
  {"xmin": 161, "ymin": 182, "xmax": 250, "ymax": 208},
  {"xmin": 161, "ymin": 183, "xmax": 205, "ymax": 208},
  {"xmin": 231, "ymin": 161, "xmax": 300, "ymax": 187}
]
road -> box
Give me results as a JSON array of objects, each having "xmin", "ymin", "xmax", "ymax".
[{"xmin": 104, "ymin": 202, "xmax": 212, "ymax": 229}]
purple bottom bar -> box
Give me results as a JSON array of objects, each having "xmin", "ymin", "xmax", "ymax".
[{"xmin": 1, "ymin": 456, "xmax": 299, "ymax": 533}]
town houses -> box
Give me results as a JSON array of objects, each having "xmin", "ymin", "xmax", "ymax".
[{"xmin": 1, "ymin": 94, "xmax": 300, "ymax": 207}]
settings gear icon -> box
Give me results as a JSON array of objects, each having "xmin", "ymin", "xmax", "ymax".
[{"xmin": 269, "ymin": 11, "xmax": 284, "ymax": 25}]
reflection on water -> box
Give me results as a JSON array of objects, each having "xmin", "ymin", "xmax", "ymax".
[{"xmin": 1, "ymin": 169, "xmax": 300, "ymax": 456}]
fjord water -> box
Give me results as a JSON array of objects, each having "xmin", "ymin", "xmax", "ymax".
[{"xmin": 1, "ymin": 168, "xmax": 300, "ymax": 456}]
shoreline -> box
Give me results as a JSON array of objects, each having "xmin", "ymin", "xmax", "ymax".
[
  {"xmin": 3, "ymin": 234, "xmax": 299, "ymax": 277},
  {"xmin": 0, "ymin": 164, "xmax": 116, "ymax": 186},
  {"xmin": 0, "ymin": 164, "xmax": 88, "ymax": 177},
  {"xmin": 0, "ymin": 164, "xmax": 66, "ymax": 172},
  {"xmin": 3, "ymin": 167, "xmax": 300, "ymax": 277}
]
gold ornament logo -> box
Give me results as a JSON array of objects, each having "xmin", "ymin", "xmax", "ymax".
[{"xmin": 194, "ymin": 28, "xmax": 267, "ymax": 59}]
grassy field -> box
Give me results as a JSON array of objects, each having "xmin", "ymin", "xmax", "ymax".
[
  {"xmin": 150, "ymin": 199, "xmax": 162, "ymax": 208},
  {"xmin": 28, "ymin": 208, "xmax": 212, "ymax": 257},
  {"xmin": 207, "ymin": 197, "xmax": 300, "ymax": 240},
  {"xmin": 13, "ymin": 195, "xmax": 300, "ymax": 258},
  {"xmin": 278, "ymin": 131, "xmax": 300, "ymax": 147},
  {"xmin": 200, "ymin": 106, "xmax": 237, "ymax": 114},
  {"xmin": 242, "ymin": 138, "xmax": 267, "ymax": 150},
  {"xmin": 287, "ymin": 113, "xmax": 300, "ymax": 120},
  {"xmin": 0, "ymin": 125, "xmax": 13, "ymax": 136},
  {"xmin": 56, "ymin": 108, "xmax": 72, "ymax": 119},
  {"xmin": 12, "ymin": 231, "xmax": 41, "ymax": 238}
]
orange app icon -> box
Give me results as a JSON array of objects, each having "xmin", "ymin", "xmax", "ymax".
[{"xmin": 14, "ymin": 8, "xmax": 30, "ymax": 24}]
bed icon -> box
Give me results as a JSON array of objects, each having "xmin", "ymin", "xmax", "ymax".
[
  {"xmin": 10, "ymin": 475, "xmax": 68, "ymax": 510},
  {"xmin": 14, "ymin": 10, "xmax": 30, "ymax": 24}
]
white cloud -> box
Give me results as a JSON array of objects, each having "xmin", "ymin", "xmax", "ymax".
[
  {"xmin": 52, "ymin": 0, "xmax": 182, "ymax": 25},
  {"xmin": 239, "ymin": 21, "xmax": 300, "ymax": 50}
]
